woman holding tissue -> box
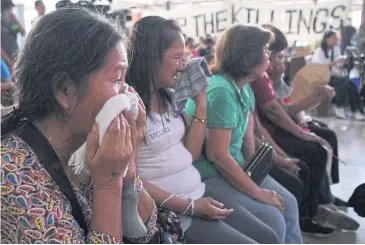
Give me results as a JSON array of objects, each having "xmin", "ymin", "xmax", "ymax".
[
  {"xmin": 1, "ymin": 9, "xmax": 158, "ymax": 244},
  {"xmin": 127, "ymin": 16, "xmax": 281, "ymax": 244},
  {"xmin": 185, "ymin": 24, "xmax": 303, "ymax": 244}
]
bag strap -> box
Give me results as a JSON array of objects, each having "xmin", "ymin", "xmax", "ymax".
[
  {"xmin": 224, "ymin": 76, "xmax": 266, "ymax": 143},
  {"xmin": 16, "ymin": 122, "xmax": 88, "ymax": 232}
]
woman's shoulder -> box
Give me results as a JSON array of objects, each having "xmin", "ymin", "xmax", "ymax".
[
  {"xmin": 1, "ymin": 134, "xmax": 52, "ymax": 187},
  {"xmin": 207, "ymin": 74, "xmax": 237, "ymax": 95}
]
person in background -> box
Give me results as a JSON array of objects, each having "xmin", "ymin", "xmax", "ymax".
[
  {"xmin": 186, "ymin": 24, "xmax": 303, "ymax": 244},
  {"xmin": 1, "ymin": 8, "xmax": 156, "ymax": 243},
  {"xmin": 1, "ymin": 57, "xmax": 14, "ymax": 92},
  {"xmin": 197, "ymin": 37, "xmax": 215, "ymax": 64},
  {"xmin": 340, "ymin": 21, "xmax": 357, "ymax": 55},
  {"xmin": 1, "ymin": 0, "xmax": 26, "ymax": 62},
  {"xmin": 1, "ymin": 48, "xmax": 15, "ymax": 107},
  {"xmin": 251, "ymin": 24, "xmax": 360, "ymax": 233},
  {"xmin": 312, "ymin": 29, "xmax": 365, "ymax": 120},
  {"xmin": 31, "ymin": 0, "xmax": 46, "ymax": 24},
  {"xmin": 127, "ymin": 16, "xmax": 281, "ymax": 244},
  {"xmin": 184, "ymin": 37, "xmax": 199, "ymax": 64}
]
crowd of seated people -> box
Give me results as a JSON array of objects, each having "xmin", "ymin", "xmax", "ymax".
[{"xmin": 1, "ymin": 7, "xmax": 363, "ymax": 244}]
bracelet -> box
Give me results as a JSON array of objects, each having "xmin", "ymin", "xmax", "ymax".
[
  {"xmin": 192, "ymin": 115, "xmax": 208, "ymax": 124},
  {"xmin": 160, "ymin": 194, "xmax": 174, "ymax": 208},
  {"xmin": 182, "ymin": 198, "xmax": 194, "ymax": 215},
  {"xmin": 191, "ymin": 200, "xmax": 195, "ymax": 216}
]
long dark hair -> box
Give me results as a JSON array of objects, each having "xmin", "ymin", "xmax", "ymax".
[
  {"xmin": 126, "ymin": 16, "xmax": 182, "ymax": 118},
  {"xmin": 320, "ymin": 29, "xmax": 337, "ymax": 60},
  {"xmin": 1, "ymin": 8, "xmax": 124, "ymax": 136}
]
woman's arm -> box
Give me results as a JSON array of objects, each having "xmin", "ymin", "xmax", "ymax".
[
  {"xmin": 92, "ymin": 187, "xmax": 123, "ymax": 240},
  {"xmin": 183, "ymin": 109, "xmax": 206, "ymax": 161},
  {"xmin": 205, "ymin": 125, "xmax": 261, "ymax": 198},
  {"xmin": 184, "ymin": 91, "xmax": 207, "ymax": 161},
  {"xmin": 9, "ymin": 11, "xmax": 26, "ymax": 36},
  {"xmin": 283, "ymin": 93, "xmax": 322, "ymax": 114},
  {"xmin": 206, "ymin": 115, "xmax": 284, "ymax": 211},
  {"xmin": 143, "ymin": 181, "xmax": 191, "ymax": 212}
]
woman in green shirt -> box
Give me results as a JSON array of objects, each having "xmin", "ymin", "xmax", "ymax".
[{"xmin": 186, "ymin": 24, "xmax": 303, "ymax": 243}]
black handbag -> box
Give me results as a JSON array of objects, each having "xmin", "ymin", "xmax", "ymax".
[
  {"xmin": 241, "ymin": 108, "xmax": 273, "ymax": 185},
  {"xmin": 242, "ymin": 123, "xmax": 273, "ymax": 185}
]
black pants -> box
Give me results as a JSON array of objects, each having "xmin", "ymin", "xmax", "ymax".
[
  {"xmin": 270, "ymin": 160, "xmax": 310, "ymax": 217},
  {"xmin": 329, "ymin": 75, "xmax": 364, "ymax": 113},
  {"xmin": 272, "ymin": 128, "xmax": 327, "ymax": 218},
  {"xmin": 307, "ymin": 120, "xmax": 339, "ymax": 184}
]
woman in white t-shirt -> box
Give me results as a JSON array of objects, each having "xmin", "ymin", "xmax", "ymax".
[
  {"xmin": 312, "ymin": 29, "xmax": 365, "ymax": 120},
  {"xmin": 126, "ymin": 16, "xmax": 281, "ymax": 244}
]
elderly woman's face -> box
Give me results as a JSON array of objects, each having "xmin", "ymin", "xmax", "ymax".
[{"xmin": 68, "ymin": 44, "xmax": 128, "ymax": 137}]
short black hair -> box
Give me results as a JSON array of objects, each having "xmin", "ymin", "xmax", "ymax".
[{"xmin": 262, "ymin": 24, "xmax": 288, "ymax": 54}]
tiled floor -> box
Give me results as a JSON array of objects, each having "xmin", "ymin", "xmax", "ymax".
[{"xmin": 303, "ymin": 117, "xmax": 365, "ymax": 244}]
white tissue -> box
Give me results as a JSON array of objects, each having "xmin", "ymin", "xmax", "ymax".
[{"xmin": 69, "ymin": 86, "xmax": 139, "ymax": 176}]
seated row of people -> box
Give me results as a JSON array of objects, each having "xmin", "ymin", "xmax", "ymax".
[{"xmin": 0, "ymin": 8, "xmax": 358, "ymax": 244}]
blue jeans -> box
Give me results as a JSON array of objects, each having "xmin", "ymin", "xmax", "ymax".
[{"xmin": 204, "ymin": 176, "xmax": 303, "ymax": 244}]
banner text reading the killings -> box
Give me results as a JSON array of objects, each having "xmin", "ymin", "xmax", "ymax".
[{"xmin": 146, "ymin": 1, "xmax": 349, "ymax": 42}]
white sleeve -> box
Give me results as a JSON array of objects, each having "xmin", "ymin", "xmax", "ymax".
[{"xmin": 312, "ymin": 48, "xmax": 328, "ymax": 64}]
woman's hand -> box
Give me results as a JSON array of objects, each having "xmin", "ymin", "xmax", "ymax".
[
  {"xmin": 86, "ymin": 113, "xmax": 136, "ymax": 190},
  {"xmin": 275, "ymin": 155, "xmax": 301, "ymax": 176},
  {"xmin": 269, "ymin": 63, "xmax": 286, "ymax": 84},
  {"xmin": 255, "ymin": 189, "xmax": 284, "ymax": 213},
  {"xmin": 298, "ymin": 119, "xmax": 308, "ymax": 128},
  {"xmin": 299, "ymin": 131, "xmax": 320, "ymax": 142},
  {"xmin": 335, "ymin": 57, "xmax": 345, "ymax": 64},
  {"xmin": 194, "ymin": 197, "xmax": 234, "ymax": 220},
  {"xmin": 299, "ymin": 131, "xmax": 333, "ymax": 152},
  {"xmin": 318, "ymin": 85, "xmax": 335, "ymax": 100},
  {"xmin": 316, "ymin": 137, "xmax": 333, "ymax": 153}
]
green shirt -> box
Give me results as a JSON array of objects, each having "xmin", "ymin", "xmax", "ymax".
[{"xmin": 185, "ymin": 74, "xmax": 255, "ymax": 179}]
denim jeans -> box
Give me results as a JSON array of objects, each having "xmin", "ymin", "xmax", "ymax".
[{"xmin": 203, "ymin": 176, "xmax": 303, "ymax": 244}]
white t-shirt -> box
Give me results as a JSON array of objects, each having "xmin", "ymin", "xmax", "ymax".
[
  {"xmin": 312, "ymin": 46, "xmax": 342, "ymax": 76},
  {"xmin": 137, "ymin": 103, "xmax": 205, "ymax": 231}
]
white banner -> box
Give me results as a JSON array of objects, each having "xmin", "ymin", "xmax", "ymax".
[{"xmin": 142, "ymin": 0, "xmax": 350, "ymax": 43}]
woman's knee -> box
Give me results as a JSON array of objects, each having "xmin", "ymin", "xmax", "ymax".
[
  {"xmin": 254, "ymin": 205, "xmax": 287, "ymax": 243},
  {"xmin": 281, "ymin": 188, "xmax": 300, "ymax": 220},
  {"xmin": 257, "ymin": 226, "xmax": 281, "ymax": 244}
]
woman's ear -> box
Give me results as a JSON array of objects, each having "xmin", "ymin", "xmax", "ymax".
[{"xmin": 53, "ymin": 74, "xmax": 78, "ymax": 112}]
